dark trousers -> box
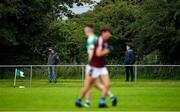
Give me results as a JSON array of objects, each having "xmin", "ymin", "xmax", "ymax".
[
  {"xmin": 125, "ymin": 66, "xmax": 134, "ymax": 81},
  {"xmin": 48, "ymin": 66, "xmax": 56, "ymax": 83}
]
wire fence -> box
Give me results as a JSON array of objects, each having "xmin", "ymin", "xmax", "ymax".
[{"xmin": 0, "ymin": 65, "xmax": 180, "ymax": 88}]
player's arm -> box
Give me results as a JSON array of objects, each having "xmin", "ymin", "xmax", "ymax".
[
  {"xmin": 96, "ymin": 38, "xmax": 110, "ymax": 57},
  {"xmin": 96, "ymin": 48, "xmax": 109, "ymax": 57},
  {"xmin": 88, "ymin": 37, "xmax": 97, "ymax": 61},
  {"xmin": 89, "ymin": 48, "xmax": 94, "ymax": 61}
]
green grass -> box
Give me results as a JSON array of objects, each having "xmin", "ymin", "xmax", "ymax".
[{"xmin": 0, "ymin": 80, "xmax": 180, "ymax": 111}]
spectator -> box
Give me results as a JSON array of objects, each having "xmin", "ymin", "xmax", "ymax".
[
  {"xmin": 124, "ymin": 45, "xmax": 135, "ymax": 82},
  {"xmin": 47, "ymin": 48, "xmax": 59, "ymax": 83}
]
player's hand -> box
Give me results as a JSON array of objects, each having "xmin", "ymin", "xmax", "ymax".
[{"xmin": 104, "ymin": 49, "xmax": 110, "ymax": 54}]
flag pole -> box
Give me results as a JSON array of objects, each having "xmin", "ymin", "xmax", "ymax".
[{"xmin": 13, "ymin": 69, "xmax": 17, "ymax": 88}]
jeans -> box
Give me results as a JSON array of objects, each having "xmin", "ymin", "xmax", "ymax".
[
  {"xmin": 125, "ymin": 66, "xmax": 134, "ymax": 81},
  {"xmin": 48, "ymin": 66, "xmax": 56, "ymax": 83}
]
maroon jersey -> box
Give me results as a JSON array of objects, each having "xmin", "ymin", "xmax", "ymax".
[{"xmin": 90, "ymin": 37, "xmax": 109, "ymax": 67}]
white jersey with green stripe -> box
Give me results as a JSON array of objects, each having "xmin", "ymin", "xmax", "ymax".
[{"xmin": 87, "ymin": 34, "xmax": 98, "ymax": 60}]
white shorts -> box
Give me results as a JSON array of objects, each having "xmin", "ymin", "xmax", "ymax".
[{"xmin": 85, "ymin": 65, "xmax": 109, "ymax": 78}]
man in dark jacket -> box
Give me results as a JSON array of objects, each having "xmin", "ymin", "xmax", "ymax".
[
  {"xmin": 47, "ymin": 48, "xmax": 59, "ymax": 83},
  {"xmin": 124, "ymin": 45, "xmax": 135, "ymax": 82}
]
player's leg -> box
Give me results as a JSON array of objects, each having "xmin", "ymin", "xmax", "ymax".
[
  {"xmin": 101, "ymin": 75, "xmax": 110, "ymax": 97},
  {"xmin": 99, "ymin": 67, "xmax": 118, "ymax": 107},
  {"xmin": 98, "ymin": 74, "xmax": 109, "ymax": 108},
  {"xmin": 83, "ymin": 66, "xmax": 101, "ymax": 107},
  {"xmin": 84, "ymin": 65, "xmax": 93, "ymax": 107},
  {"xmin": 94, "ymin": 79, "xmax": 115, "ymax": 100},
  {"xmin": 75, "ymin": 75, "xmax": 94, "ymax": 107},
  {"xmin": 84, "ymin": 88, "xmax": 92, "ymax": 107},
  {"xmin": 79, "ymin": 75, "xmax": 94, "ymax": 99}
]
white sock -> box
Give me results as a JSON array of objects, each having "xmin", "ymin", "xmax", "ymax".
[
  {"xmin": 86, "ymin": 100, "xmax": 90, "ymax": 104},
  {"xmin": 108, "ymin": 92, "xmax": 114, "ymax": 99}
]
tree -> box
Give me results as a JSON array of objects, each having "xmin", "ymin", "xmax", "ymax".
[
  {"xmin": 132, "ymin": 0, "xmax": 180, "ymax": 64},
  {"xmin": 0, "ymin": 0, "xmax": 91, "ymax": 64},
  {"xmin": 68, "ymin": 1, "xmax": 138, "ymax": 64}
]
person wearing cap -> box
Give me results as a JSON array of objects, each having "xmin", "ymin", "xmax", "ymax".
[{"xmin": 47, "ymin": 48, "xmax": 59, "ymax": 83}]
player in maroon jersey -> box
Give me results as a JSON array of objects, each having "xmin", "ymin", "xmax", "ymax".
[
  {"xmin": 90, "ymin": 27, "xmax": 116, "ymax": 107},
  {"xmin": 75, "ymin": 27, "xmax": 117, "ymax": 108}
]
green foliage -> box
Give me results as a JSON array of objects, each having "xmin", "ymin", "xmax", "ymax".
[
  {"xmin": 0, "ymin": 0, "xmax": 180, "ymax": 65},
  {"xmin": 68, "ymin": 1, "xmax": 138, "ymax": 64},
  {"xmin": 46, "ymin": 21, "xmax": 87, "ymax": 63},
  {"xmin": 67, "ymin": 0, "xmax": 180, "ymax": 64},
  {"xmin": 0, "ymin": 0, "xmax": 90, "ymax": 64},
  {"xmin": 131, "ymin": 0, "xmax": 180, "ymax": 64}
]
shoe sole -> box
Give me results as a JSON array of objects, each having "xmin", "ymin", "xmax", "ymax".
[
  {"xmin": 75, "ymin": 105, "xmax": 82, "ymax": 108},
  {"xmin": 99, "ymin": 104, "xmax": 108, "ymax": 108},
  {"xmin": 75, "ymin": 103, "xmax": 82, "ymax": 108}
]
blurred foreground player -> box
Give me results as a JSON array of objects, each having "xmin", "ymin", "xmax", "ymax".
[
  {"xmin": 83, "ymin": 24, "xmax": 117, "ymax": 107},
  {"xmin": 75, "ymin": 26, "xmax": 117, "ymax": 108}
]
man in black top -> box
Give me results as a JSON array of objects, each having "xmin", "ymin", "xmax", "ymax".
[
  {"xmin": 47, "ymin": 48, "xmax": 59, "ymax": 83},
  {"xmin": 124, "ymin": 45, "xmax": 135, "ymax": 82}
]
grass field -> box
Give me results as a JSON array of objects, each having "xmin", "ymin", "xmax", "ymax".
[{"xmin": 0, "ymin": 79, "xmax": 180, "ymax": 111}]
